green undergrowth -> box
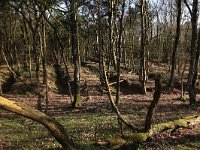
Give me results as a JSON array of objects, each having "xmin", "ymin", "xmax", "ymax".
[
  {"xmin": 58, "ymin": 113, "xmax": 119, "ymax": 144},
  {"xmin": 0, "ymin": 113, "xmax": 121, "ymax": 149},
  {"xmin": 1, "ymin": 113, "xmax": 200, "ymax": 150},
  {"xmin": 0, "ymin": 117, "xmax": 59, "ymax": 149}
]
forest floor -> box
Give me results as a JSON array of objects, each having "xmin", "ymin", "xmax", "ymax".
[{"xmin": 0, "ymin": 62, "xmax": 200, "ymax": 150}]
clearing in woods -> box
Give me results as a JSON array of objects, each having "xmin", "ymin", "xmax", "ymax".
[{"xmin": 0, "ymin": 62, "xmax": 200, "ymax": 149}]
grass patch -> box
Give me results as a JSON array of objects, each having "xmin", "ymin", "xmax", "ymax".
[
  {"xmin": 0, "ymin": 117, "xmax": 61, "ymax": 149},
  {"xmin": 58, "ymin": 113, "xmax": 119, "ymax": 144},
  {"xmin": 0, "ymin": 113, "xmax": 120, "ymax": 149}
]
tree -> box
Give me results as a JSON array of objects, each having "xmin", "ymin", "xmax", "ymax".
[
  {"xmin": 69, "ymin": 0, "xmax": 82, "ymax": 108},
  {"xmin": 185, "ymin": 0, "xmax": 199, "ymax": 105},
  {"xmin": 145, "ymin": 74, "xmax": 162, "ymax": 131},
  {"xmin": 140, "ymin": 0, "xmax": 148, "ymax": 94},
  {"xmin": 169, "ymin": 0, "xmax": 182, "ymax": 87},
  {"xmin": 116, "ymin": 0, "xmax": 125, "ymax": 104},
  {"xmin": 193, "ymin": 28, "xmax": 200, "ymax": 88},
  {"xmin": 107, "ymin": 0, "xmax": 118, "ymax": 74},
  {"xmin": 39, "ymin": 10, "xmax": 49, "ymax": 112},
  {"xmin": 0, "ymin": 77, "xmax": 2, "ymax": 95}
]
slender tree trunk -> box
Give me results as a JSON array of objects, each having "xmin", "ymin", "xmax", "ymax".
[
  {"xmin": 97, "ymin": 24, "xmax": 104, "ymax": 87},
  {"xmin": 0, "ymin": 40, "xmax": 2, "ymax": 96},
  {"xmin": 0, "ymin": 81, "xmax": 2, "ymax": 96},
  {"xmin": 145, "ymin": 74, "xmax": 162, "ymax": 132},
  {"xmin": 192, "ymin": 29, "xmax": 200, "ymax": 88},
  {"xmin": 181, "ymin": 60, "xmax": 187, "ymax": 100},
  {"xmin": 22, "ymin": 20, "xmax": 33, "ymax": 82},
  {"xmin": 116, "ymin": 0, "xmax": 125, "ymax": 104},
  {"xmin": 34, "ymin": 32, "xmax": 40, "ymax": 82},
  {"xmin": 98, "ymin": 37, "xmax": 104, "ymax": 87},
  {"xmin": 169, "ymin": 0, "xmax": 182, "ymax": 87},
  {"xmin": 102, "ymin": 57, "xmax": 137, "ymax": 131},
  {"xmin": 96, "ymin": 0, "xmax": 104, "ymax": 88},
  {"xmin": 1, "ymin": 45, "xmax": 16, "ymax": 78},
  {"xmin": 70, "ymin": 0, "xmax": 81, "ymax": 108},
  {"xmin": 35, "ymin": 30, "xmax": 43, "ymax": 111},
  {"xmin": 108, "ymin": 0, "xmax": 117, "ymax": 75},
  {"xmin": 140, "ymin": 0, "xmax": 147, "ymax": 94},
  {"xmin": 12, "ymin": 19, "xmax": 20, "ymax": 70},
  {"xmin": 1, "ymin": 30, "xmax": 14, "ymax": 70},
  {"xmin": 40, "ymin": 16, "xmax": 48, "ymax": 112}
]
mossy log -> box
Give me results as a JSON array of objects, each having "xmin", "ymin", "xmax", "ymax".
[
  {"xmin": 0, "ymin": 96, "xmax": 77, "ymax": 150},
  {"xmin": 125, "ymin": 114, "xmax": 200, "ymax": 142}
]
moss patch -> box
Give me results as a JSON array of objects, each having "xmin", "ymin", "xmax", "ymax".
[
  {"xmin": 124, "ymin": 133, "xmax": 148, "ymax": 142},
  {"xmin": 174, "ymin": 119, "xmax": 188, "ymax": 127},
  {"xmin": 106, "ymin": 136, "xmax": 126, "ymax": 145}
]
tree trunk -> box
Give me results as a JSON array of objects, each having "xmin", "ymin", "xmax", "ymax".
[
  {"xmin": 140, "ymin": 0, "xmax": 147, "ymax": 94},
  {"xmin": 116, "ymin": 0, "xmax": 125, "ymax": 104},
  {"xmin": 102, "ymin": 58, "xmax": 137, "ymax": 131},
  {"xmin": 0, "ymin": 79, "xmax": 2, "ymax": 96},
  {"xmin": 145, "ymin": 74, "xmax": 162, "ymax": 132},
  {"xmin": 169, "ymin": 0, "xmax": 182, "ymax": 87},
  {"xmin": 192, "ymin": 29, "xmax": 200, "ymax": 88},
  {"xmin": 181, "ymin": 60, "xmax": 187, "ymax": 100},
  {"xmin": 108, "ymin": 0, "xmax": 117, "ymax": 74},
  {"xmin": 96, "ymin": 0, "xmax": 104, "ymax": 88},
  {"xmin": 40, "ymin": 15, "xmax": 48, "ymax": 112},
  {"xmin": 70, "ymin": 0, "xmax": 81, "ymax": 108},
  {"xmin": 0, "ymin": 96, "xmax": 77, "ymax": 149},
  {"xmin": 187, "ymin": 0, "xmax": 198, "ymax": 105},
  {"xmin": 21, "ymin": 20, "xmax": 33, "ymax": 82}
]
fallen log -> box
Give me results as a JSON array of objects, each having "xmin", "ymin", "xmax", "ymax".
[
  {"xmin": 124, "ymin": 114, "xmax": 200, "ymax": 142},
  {"xmin": 0, "ymin": 96, "xmax": 77, "ymax": 150}
]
